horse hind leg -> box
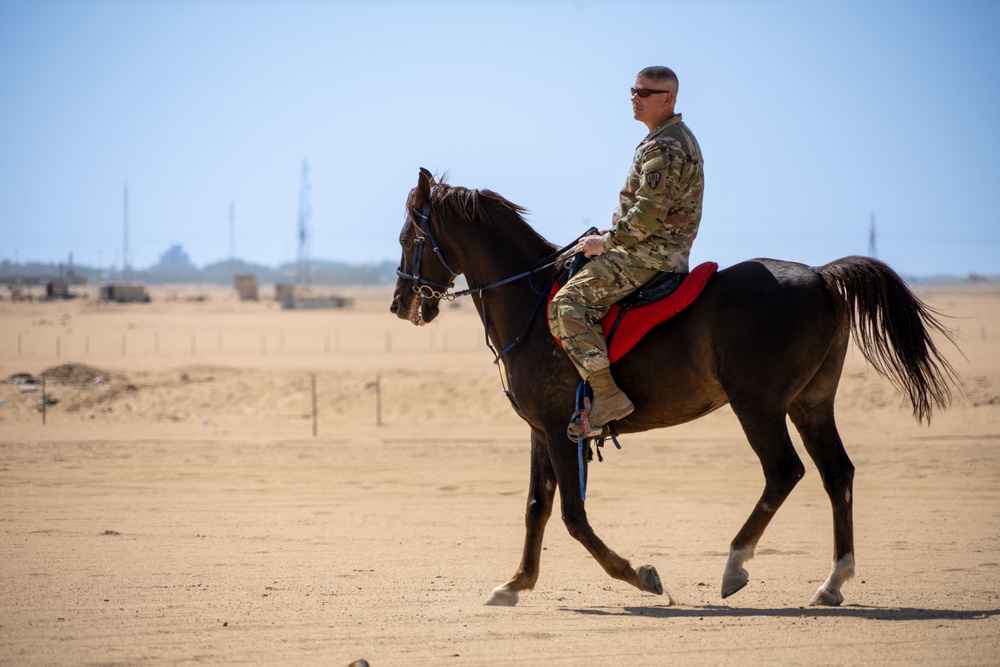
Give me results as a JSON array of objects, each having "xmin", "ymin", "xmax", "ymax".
[
  {"xmin": 789, "ymin": 398, "xmax": 856, "ymax": 606},
  {"xmin": 723, "ymin": 405, "xmax": 806, "ymax": 599},
  {"xmin": 485, "ymin": 430, "xmax": 557, "ymax": 606}
]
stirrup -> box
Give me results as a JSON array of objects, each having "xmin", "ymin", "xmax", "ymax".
[
  {"xmin": 567, "ymin": 395, "xmax": 603, "ymax": 440},
  {"xmin": 567, "ymin": 416, "xmax": 603, "ymax": 440}
]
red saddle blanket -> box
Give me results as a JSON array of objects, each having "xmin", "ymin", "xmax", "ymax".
[{"xmin": 550, "ymin": 261, "xmax": 718, "ymax": 363}]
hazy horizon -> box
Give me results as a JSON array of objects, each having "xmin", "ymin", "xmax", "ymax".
[{"xmin": 2, "ymin": 0, "xmax": 998, "ymax": 278}]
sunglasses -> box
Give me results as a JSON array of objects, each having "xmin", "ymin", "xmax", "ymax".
[{"xmin": 631, "ymin": 87, "xmax": 671, "ymax": 98}]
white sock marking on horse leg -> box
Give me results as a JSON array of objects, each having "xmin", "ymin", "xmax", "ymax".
[
  {"xmin": 811, "ymin": 553, "xmax": 855, "ymax": 606},
  {"xmin": 721, "ymin": 545, "xmax": 754, "ymax": 597},
  {"xmin": 724, "ymin": 545, "xmax": 755, "ymax": 575},
  {"xmin": 484, "ymin": 585, "xmax": 519, "ymax": 607}
]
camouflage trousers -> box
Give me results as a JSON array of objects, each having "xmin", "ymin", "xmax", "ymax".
[{"xmin": 547, "ymin": 254, "xmax": 659, "ymax": 379}]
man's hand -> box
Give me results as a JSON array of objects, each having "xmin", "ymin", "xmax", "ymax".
[{"xmin": 577, "ymin": 235, "xmax": 606, "ymax": 257}]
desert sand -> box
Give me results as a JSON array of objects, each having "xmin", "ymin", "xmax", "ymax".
[{"xmin": 1, "ymin": 282, "xmax": 998, "ymax": 666}]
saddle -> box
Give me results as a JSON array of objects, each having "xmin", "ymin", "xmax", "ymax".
[{"xmin": 550, "ymin": 260, "xmax": 718, "ymax": 362}]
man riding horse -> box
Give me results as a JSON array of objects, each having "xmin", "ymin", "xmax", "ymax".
[{"xmin": 548, "ymin": 65, "xmax": 705, "ymax": 437}]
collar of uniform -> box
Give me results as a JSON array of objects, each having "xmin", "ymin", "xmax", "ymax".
[{"xmin": 641, "ymin": 113, "xmax": 683, "ymax": 143}]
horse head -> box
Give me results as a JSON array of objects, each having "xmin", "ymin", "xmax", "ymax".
[{"xmin": 390, "ymin": 168, "xmax": 461, "ymax": 326}]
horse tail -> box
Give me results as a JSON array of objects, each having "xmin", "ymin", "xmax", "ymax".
[{"xmin": 818, "ymin": 255, "xmax": 962, "ymax": 424}]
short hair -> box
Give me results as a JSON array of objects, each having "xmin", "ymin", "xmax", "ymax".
[{"xmin": 637, "ymin": 66, "xmax": 679, "ymax": 90}]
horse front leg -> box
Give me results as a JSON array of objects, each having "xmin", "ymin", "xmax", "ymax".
[
  {"xmin": 551, "ymin": 435, "xmax": 665, "ymax": 598},
  {"xmin": 485, "ymin": 430, "xmax": 556, "ymax": 606}
]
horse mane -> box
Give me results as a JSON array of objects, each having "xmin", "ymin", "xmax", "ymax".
[
  {"xmin": 428, "ymin": 176, "xmax": 555, "ymax": 253},
  {"xmin": 432, "ymin": 177, "xmax": 528, "ymax": 224}
]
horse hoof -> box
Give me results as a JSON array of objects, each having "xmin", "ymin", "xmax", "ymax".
[
  {"xmin": 721, "ymin": 570, "xmax": 749, "ymax": 599},
  {"xmin": 637, "ymin": 565, "xmax": 663, "ymax": 595},
  {"xmin": 484, "ymin": 586, "xmax": 519, "ymax": 607},
  {"xmin": 810, "ymin": 587, "xmax": 844, "ymax": 607}
]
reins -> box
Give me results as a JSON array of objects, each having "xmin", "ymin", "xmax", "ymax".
[
  {"xmin": 398, "ymin": 197, "xmax": 620, "ymax": 498},
  {"xmin": 458, "ymin": 236, "xmax": 584, "ymax": 367}
]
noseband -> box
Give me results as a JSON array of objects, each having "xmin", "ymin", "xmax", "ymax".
[{"xmin": 396, "ymin": 198, "xmax": 459, "ymax": 300}]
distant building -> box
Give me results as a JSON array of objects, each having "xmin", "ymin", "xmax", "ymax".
[
  {"xmin": 275, "ymin": 282, "xmax": 352, "ymax": 310},
  {"xmin": 99, "ymin": 283, "xmax": 150, "ymax": 303},
  {"xmin": 46, "ymin": 279, "xmax": 71, "ymax": 299},
  {"xmin": 275, "ymin": 283, "xmax": 296, "ymax": 305},
  {"xmin": 234, "ymin": 274, "xmax": 259, "ymax": 301}
]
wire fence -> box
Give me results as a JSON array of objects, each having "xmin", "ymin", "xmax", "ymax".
[{"xmin": 5, "ymin": 328, "xmax": 487, "ymax": 363}]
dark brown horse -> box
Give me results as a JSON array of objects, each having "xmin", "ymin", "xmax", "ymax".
[{"xmin": 390, "ymin": 168, "xmax": 959, "ymax": 607}]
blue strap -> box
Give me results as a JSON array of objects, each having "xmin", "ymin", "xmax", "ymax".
[
  {"xmin": 572, "ymin": 380, "xmax": 590, "ymax": 501},
  {"xmin": 568, "ymin": 381, "xmax": 626, "ymax": 501}
]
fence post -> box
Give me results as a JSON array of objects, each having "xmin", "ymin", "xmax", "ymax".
[
  {"xmin": 376, "ymin": 371, "xmax": 383, "ymax": 427},
  {"xmin": 311, "ymin": 373, "xmax": 318, "ymax": 438}
]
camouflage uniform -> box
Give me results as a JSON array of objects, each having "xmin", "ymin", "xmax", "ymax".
[{"xmin": 549, "ymin": 114, "xmax": 704, "ymax": 378}]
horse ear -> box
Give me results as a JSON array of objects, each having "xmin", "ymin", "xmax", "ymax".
[{"xmin": 416, "ymin": 167, "xmax": 434, "ymax": 206}]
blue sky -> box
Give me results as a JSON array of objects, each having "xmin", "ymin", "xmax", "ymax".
[{"xmin": 2, "ymin": 0, "xmax": 998, "ymax": 277}]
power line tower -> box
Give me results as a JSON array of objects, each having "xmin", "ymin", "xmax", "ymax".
[
  {"xmin": 295, "ymin": 160, "xmax": 313, "ymax": 298},
  {"xmin": 867, "ymin": 213, "xmax": 877, "ymax": 259}
]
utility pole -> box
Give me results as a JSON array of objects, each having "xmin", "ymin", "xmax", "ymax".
[
  {"xmin": 229, "ymin": 200, "xmax": 236, "ymax": 261},
  {"xmin": 122, "ymin": 183, "xmax": 130, "ymax": 281},
  {"xmin": 867, "ymin": 213, "xmax": 877, "ymax": 259},
  {"xmin": 295, "ymin": 160, "xmax": 313, "ymax": 298}
]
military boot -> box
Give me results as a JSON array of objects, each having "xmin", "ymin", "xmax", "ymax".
[{"xmin": 586, "ymin": 367, "xmax": 635, "ymax": 428}]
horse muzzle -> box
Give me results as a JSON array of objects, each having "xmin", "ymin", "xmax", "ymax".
[{"xmin": 391, "ymin": 291, "xmax": 439, "ymax": 326}]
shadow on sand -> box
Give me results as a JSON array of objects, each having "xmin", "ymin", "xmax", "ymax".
[{"xmin": 563, "ymin": 605, "xmax": 1000, "ymax": 622}]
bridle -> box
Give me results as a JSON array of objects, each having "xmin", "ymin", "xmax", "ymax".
[{"xmin": 395, "ymin": 197, "xmax": 459, "ymax": 300}]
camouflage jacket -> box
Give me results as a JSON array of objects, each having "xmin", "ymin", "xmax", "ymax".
[{"xmin": 601, "ymin": 114, "xmax": 704, "ymax": 272}]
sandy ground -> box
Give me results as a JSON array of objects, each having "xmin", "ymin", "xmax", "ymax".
[{"xmin": 1, "ymin": 283, "xmax": 999, "ymax": 666}]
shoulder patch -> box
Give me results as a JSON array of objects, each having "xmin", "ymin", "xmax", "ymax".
[
  {"xmin": 640, "ymin": 138, "xmax": 682, "ymax": 172},
  {"xmin": 646, "ymin": 172, "xmax": 661, "ymax": 189}
]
